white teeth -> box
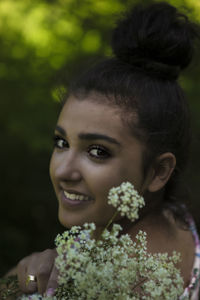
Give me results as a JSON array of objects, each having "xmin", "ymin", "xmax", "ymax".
[{"xmin": 64, "ymin": 191, "xmax": 90, "ymax": 201}]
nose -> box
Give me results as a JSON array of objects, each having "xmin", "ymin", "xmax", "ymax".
[{"xmin": 51, "ymin": 150, "xmax": 82, "ymax": 182}]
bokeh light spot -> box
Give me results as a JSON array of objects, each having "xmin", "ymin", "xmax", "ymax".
[{"xmin": 81, "ymin": 30, "xmax": 101, "ymax": 53}]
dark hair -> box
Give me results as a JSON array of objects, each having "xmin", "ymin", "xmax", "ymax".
[{"xmin": 68, "ymin": 2, "xmax": 200, "ymax": 223}]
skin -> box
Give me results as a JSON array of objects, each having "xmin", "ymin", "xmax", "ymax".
[
  {"xmin": 49, "ymin": 94, "xmax": 154, "ymax": 234},
  {"xmin": 8, "ymin": 93, "xmax": 194, "ymax": 295}
]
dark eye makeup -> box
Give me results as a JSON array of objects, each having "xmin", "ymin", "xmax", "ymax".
[
  {"xmin": 87, "ymin": 145, "xmax": 111, "ymax": 160},
  {"xmin": 53, "ymin": 135, "xmax": 69, "ymax": 149},
  {"xmin": 53, "ymin": 134, "xmax": 111, "ymax": 160}
]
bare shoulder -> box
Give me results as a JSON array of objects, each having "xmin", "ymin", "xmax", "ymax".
[
  {"xmin": 129, "ymin": 210, "xmax": 195, "ymax": 287},
  {"xmin": 170, "ymin": 215, "xmax": 195, "ymax": 287}
]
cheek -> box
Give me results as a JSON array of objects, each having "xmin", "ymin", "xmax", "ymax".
[
  {"xmin": 84, "ymin": 162, "xmax": 135, "ymax": 200},
  {"xmin": 49, "ymin": 153, "xmax": 56, "ymax": 185},
  {"xmin": 91, "ymin": 160, "xmax": 144, "ymax": 197},
  {"xmin": 49, "ymin": 151, "xmax": 65, "ymax": 181}
]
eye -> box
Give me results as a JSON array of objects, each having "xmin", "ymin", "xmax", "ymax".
[
  {"xmin": 53, "ymin": 135, "xmax": 69, "ymax": 149},
  {"xmin": 88, "ymin": 145, "xmax": 111, "ymax": 160}
]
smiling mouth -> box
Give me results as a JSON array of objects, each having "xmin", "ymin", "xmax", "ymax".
[{"xmin": 63, "ymin": 191, "xmax": 91, "ymax": 202}]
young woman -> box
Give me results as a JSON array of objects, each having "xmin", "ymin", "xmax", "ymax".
[{"xmin": 7, "ymin": 2, "xmax": 200, "ymax": 299}]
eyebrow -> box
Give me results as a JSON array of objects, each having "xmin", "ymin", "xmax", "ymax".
[
  {"xmin": 79, "ymin": 133, "xmax": 121, "ymax": 146},
  {"xmin": 55, "ymin": 125, "xmax": 121, "ymax": 146},
  {"xmin": 55, "ymin": 125, "xmax": 66, "ymax": 136}
]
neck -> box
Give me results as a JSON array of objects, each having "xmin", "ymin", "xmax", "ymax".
[{"xmin": 93, "ymin": 190, "xmax": 165, "ymax": 240}]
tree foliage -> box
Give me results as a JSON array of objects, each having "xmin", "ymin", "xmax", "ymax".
[{"xmin": 1, "ymin": 0, "xmax": 200, "ymax": 276}]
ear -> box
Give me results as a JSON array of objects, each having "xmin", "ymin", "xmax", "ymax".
[{"xmin": 147, "ymin": 152, "xmax": 176, "ymax": 193}]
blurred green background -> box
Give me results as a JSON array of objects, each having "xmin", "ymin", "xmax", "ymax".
[{"xmin": 1, "ymin": 0, "xmax": 200, "ymax": 276}]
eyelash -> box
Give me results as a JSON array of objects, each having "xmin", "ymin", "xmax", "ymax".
[
  {"xmin": 53, "ymin": 135, "xmax": 69, "ymax": 149},
  {"xmin": 87, "ymin": 145, "xmax": 111, "ymax": 160},
  {"xmin": 53, "ymin": 135, "xmax": 111, "ymax": 160}
]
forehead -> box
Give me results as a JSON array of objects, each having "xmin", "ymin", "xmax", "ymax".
[{"xmin": 58, "ymin": 95, "xmax": 138, "ymax": 142}]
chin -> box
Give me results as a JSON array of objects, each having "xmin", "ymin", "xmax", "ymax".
[{"xmin": 58, "ymin": 210, "xmax": 87, "ymax": 229}]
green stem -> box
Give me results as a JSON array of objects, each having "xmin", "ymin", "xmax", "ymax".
[
  {"xmin": 104, "ymin": 210, "xmax": 119, "ymax": 232},
  {"xmin": 97, "ymin": 210, "xmax": 119, "ymax": 241}
]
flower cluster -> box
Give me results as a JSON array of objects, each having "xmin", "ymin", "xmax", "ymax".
[
  {"xmin": 108, "ymin": 182, "xmax": 145, "ymax": 222},
  {"xmin": 20, "ymin": 294, "xmax": 56, "ymax": 300},
  {"xmin": 53, "ymin": 223, "xmax": 185, "ymax": 299},
  {"xmin": 1, "ymin": 182, "xmax": 187, "ymax": 300}
]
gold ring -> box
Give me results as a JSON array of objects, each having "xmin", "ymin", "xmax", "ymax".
[{"xmin": 26, "ymin": 274, "xmax": 37, "ymax": 286}]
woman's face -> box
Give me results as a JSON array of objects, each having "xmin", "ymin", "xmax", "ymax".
[{"xmin": 50, "ymin": 94, "xmax": 151, "ymax": 230}]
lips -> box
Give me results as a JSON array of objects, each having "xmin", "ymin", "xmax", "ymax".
[
  {"xmin": 63, "ymin": 190, "xmax": 91, "ymax": 201},
  {"xmin": 59, "ymin": 188, "xmax": 93, "ymax": 207}
]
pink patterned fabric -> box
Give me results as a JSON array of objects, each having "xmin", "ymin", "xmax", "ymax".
[{"xmin": 180, "ymin": 216, "xmax": 200, "ymax": 300}]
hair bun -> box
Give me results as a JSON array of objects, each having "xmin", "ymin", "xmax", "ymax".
[{"xmin": 112, "ymin": 2, "xmax": 199, "ymax": 79}]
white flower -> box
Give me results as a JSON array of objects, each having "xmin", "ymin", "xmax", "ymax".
[
  {"xmin": 108, "ymin": 182, "xmax": 145, "ymax": 222},
  {"xmin": 17, "ymin": 183, "xmax": 186, "ymax": 300},
  {"xmin": 53, "ymin": 224, "xmax": 184, "ymax": 300}
]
